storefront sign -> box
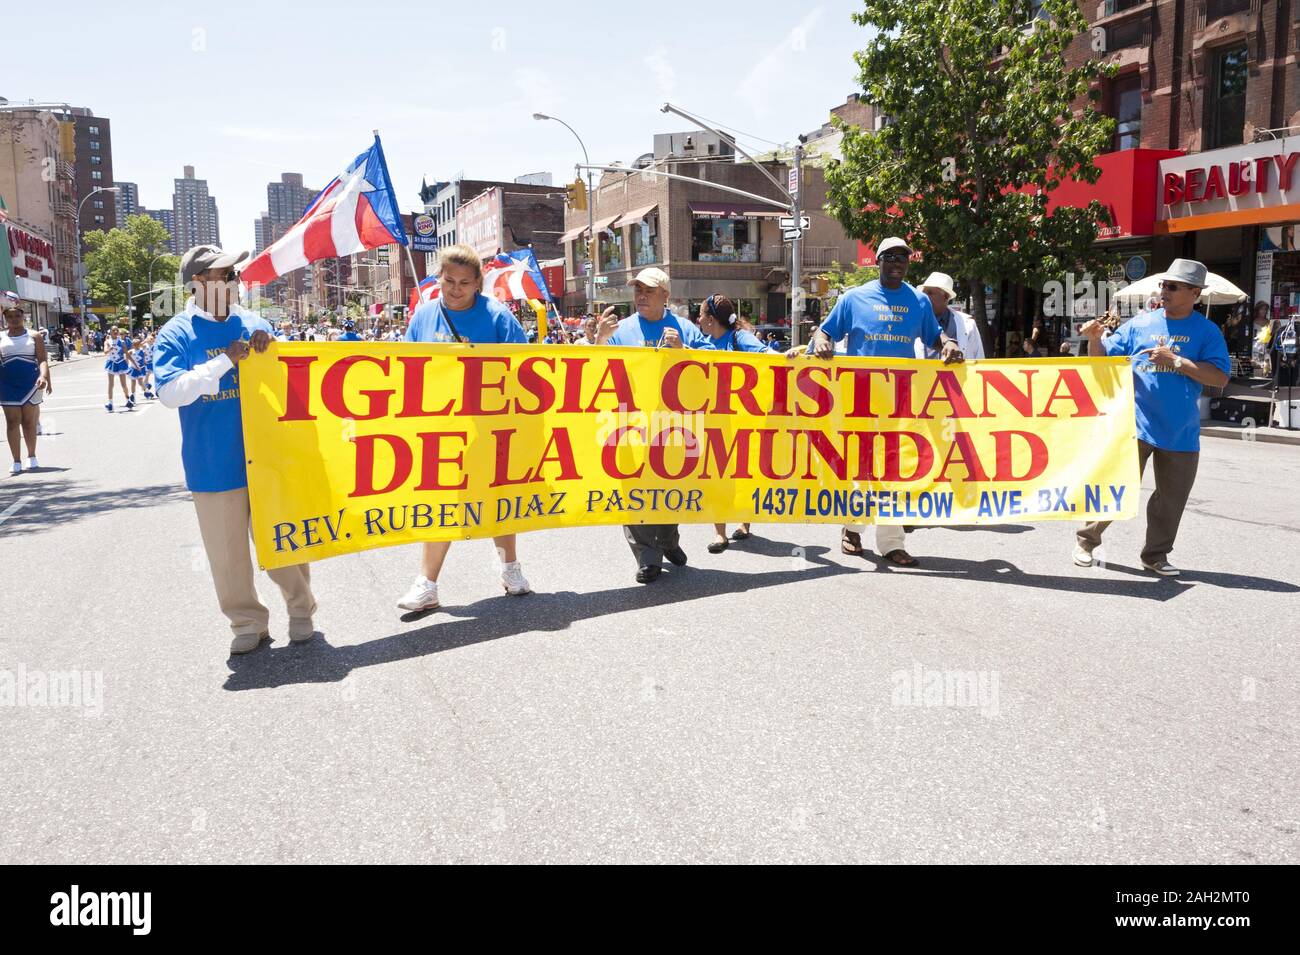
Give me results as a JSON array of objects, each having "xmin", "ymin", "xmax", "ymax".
[
  {"xmin": 1157, "ymin": 136, "xmax": 1300, "ymax": 233},
  {"xmin": 7, "ymin": 224, "xmax": 55, "ymax": 283},
  {"xmin": 456, "ymin": 187, "xmax": 503, "ymax": 261},
  {"xmin": 411, "ymin": 213, "xmax": 438, "ymax": 253},
  {"xmin": 1255, "ymin": 251, "xmax": 1273, "ymax": 304}
]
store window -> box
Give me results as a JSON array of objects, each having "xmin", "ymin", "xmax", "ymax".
[
  {"xmin": 1205, "ymin": 44, "xmax": 1248, "ymax": 149},
  {"xmin": 629, "ymin": 211, "xmax": 659, "ymax": 266},
  {"xmin": 599, "ymin": 227, "xmax": 624, "ymax": 272},
  {"xmin": 1111, "ymin": 74, "xmax": 1142, "ymax": 150},
  {"xmin": 692, "ymin": 216, "xmax": 759, "ymax": 263},
  {"xmin": 573, "ymin": 235, "xmax": 591, "ymax": 276}
]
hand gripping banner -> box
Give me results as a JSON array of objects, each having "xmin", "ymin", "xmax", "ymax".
[{"xmin": 240, "ymin": 344, "xmax": 1139, "ymax": 569}]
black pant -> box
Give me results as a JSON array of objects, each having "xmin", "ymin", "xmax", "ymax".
[{"xmin": 623, "ymin": 523, "xmax": 680, "ymax": 569}]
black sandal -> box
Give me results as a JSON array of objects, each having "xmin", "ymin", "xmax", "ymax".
[
  {"xmin": 707, "ymin": 540, "xmax": 729, "ymax": 554},
  {"xmin": 730, "ymin": 528, "xmax": 751, "ymax": 541},
  {"xmin": 842, "ymin": 529, "xmax": 864, "ymax": 555},
  {"xmin": 884, "ymin": 549, "xmax": 918, "ymax": 567}
]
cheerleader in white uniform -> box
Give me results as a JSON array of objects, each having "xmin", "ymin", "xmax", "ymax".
[
  {"xmin": 128, "ymin": 341, "xmax": 149, "ymax": 402},
  {"xmin": 103, "ymin": 326, "xmax": 133, "ymax": 411},
  {"xmin": 1, "ymin": 292, "xmax": 51, "ymax": 474}
]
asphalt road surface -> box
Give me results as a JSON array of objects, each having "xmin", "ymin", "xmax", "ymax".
[{"xmin": 2, "ymin": 355, "xmax": 1297, "ymax": 863}]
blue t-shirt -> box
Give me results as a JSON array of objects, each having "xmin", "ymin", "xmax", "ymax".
[
  {"xmin": 339, "ymin": 331, "xmax": 361, "ymax": 341},
  {"xmin": 405, "ymin": 294, "xmax": 527, "ymax": 345},
  {"xmin": 607, "ymin": 311, "xmax": 715, "ymax": 349},
  {"xmin": 815, "ymin": 281, "xmax": 941, "ymax": 358},
  {"xmin": 1103, "ymin": 308, "xmax": 1229, "ymax": 452},
  {"xmin": 708, "ymin": 328, "xmax": 768, "ymax": 353},
  {"xmin": 153, "ymin": 306, "xmax": 273, "ymax": 493}
]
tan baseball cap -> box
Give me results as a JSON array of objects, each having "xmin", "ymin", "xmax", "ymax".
[
  {"xmin": 627, "ymin": 267, "xmax": 670, "ymax": 289},
  {"xmin": 180, "ymin": 244, "xmax": 249, "ymax": 283}
]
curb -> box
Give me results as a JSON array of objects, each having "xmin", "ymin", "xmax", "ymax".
[{"xmin": 1201, "ymin": 425, "xmax": 1300, "ymax": 447}]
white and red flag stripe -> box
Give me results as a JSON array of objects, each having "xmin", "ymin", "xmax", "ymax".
[{"xmin": 241, "ymin": 135, "xmax": 407, "ymax": 288}]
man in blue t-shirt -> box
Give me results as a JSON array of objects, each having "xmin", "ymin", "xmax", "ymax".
[
  {"xmin": 154, "ymin": 244, "xmax": 318, "ymax": 656},
  {"xmin": 791, "ymin": 237, "xmax": 965, "ymax": 567},
  {"xmin": 595, "ymin": 267, "xmax": 714, "ymax": 583},
  {"xmin": 1076, "ymin": 258, "xmax": 1230, "ymax": 576},
  {"xmin": 339, "ymin": 320, "xmax": 362, "ymax": 342}
]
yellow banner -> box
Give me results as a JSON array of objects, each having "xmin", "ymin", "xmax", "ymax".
[{"xmin": 241, "ymin": 344, "xmax": 1139, "ymax": 569}]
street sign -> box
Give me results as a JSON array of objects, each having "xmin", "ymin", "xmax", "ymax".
[
  {"xmin": 783, "ymin": 228, "xmax": 804, "ymax": 241},
  {"xmin": 778, "ymin": 216, "xmax": 811, "ymax": 231},
  {"xmin": 594, "ymin": 275, "xmax": 609, "ymax": 286}
]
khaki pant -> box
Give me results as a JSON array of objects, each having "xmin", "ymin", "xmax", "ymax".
[
  {"xmin": 845, "ymin": 523, "xmax": 907, "ymax": 555},
  {"xmin": 192, "ymin": 487, "xmax": 317, "ymax": 637},
  {"xmin": 1077, "ymin": 439, "xmax": 1199, "ymax": 566}
]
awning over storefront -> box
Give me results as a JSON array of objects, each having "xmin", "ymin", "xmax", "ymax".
[
  {"xmin": 592, "ymin": 215, "xmax": 619, "ymax": 234},
  {"xmin": 559, "ymin": 225, "xmax": 587, "ymax": 243},
  {"xmin": 613, "ymin": 204, "xmax": 658, "ymax": 229},
  {"xmin": 688, "ymin": 200, "xmax": 787, "ymax": 218},
  {"xmin": 1156, "ymin": 134, "xmax": 1300, "ymax": 234},
  {"xmin": 1044, "ymin": 148, "xmax": 1183, "ymax": 239},
  {"xmin": 16, "ymin": 275, "xmax": 68, "ymax": 304}
]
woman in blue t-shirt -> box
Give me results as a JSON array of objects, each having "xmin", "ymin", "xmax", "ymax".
[
  {"xmin": 698, "ymin": 295, "xmax": 767, "ymax": 553},
  {"xmin": 396, "ymin": 244, "xmax": 533, "ymax": 614}
]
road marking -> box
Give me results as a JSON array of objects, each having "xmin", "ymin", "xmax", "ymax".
[{"xmin": 0, "ymin": 496, "xmax": 32, "ymax": 526}]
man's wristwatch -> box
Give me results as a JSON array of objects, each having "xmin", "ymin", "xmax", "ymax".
[{"xmin": 1174, "ymin": 356, "xmax": 1184, "ymax": 372}]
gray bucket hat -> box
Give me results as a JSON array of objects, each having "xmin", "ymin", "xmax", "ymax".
[{"xmin": 1155, "ymin": 258, "xmax": 1207, "ymax": 288}]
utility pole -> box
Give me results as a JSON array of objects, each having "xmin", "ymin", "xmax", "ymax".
[{"xmin": 790, "ymin": 143, "xmax": 804, "ymax": 348}]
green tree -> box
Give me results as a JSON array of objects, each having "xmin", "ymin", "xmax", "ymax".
[
  {"xmin": 825, "ymin": 0, "xmax": 1118, "ymax": 352},
  {"xmin": 83, "ymin": 215, "xmax": 179, "ymax": 320}
]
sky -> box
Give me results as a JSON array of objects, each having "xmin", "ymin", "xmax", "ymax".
[{"xmin": 5, "ymin": 1, "xmax": 867, "ymax": 253}]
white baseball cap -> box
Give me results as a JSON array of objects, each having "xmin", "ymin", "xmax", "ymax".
[
  {"xmin": 876, "ymin": 236, "xmax": 913, "ymax": 257},
  {"xmin": 628, "ymin": 267, "xmax": 670, "ymax": 289}
]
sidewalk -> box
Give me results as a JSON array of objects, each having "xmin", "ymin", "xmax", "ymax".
[{"xmin": 1202, "ymin": 420, "xmax": 1300, "ymax": 446}]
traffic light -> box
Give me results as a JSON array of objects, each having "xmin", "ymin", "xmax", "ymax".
[
  {"xmin": 807, "ymin": 297, "xmax": 822, "ymax": 320},
  {"xmin": 566, "ymin": 179, "xmax": 587, "ymax": 211}
]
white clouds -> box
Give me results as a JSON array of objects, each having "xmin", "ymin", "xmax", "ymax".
[
  {"xmin": 644, "ymin": 47, "xmax": 676, "ymax": 102},
  {"xmin": 218, "ymin": 125, "xmax": 326, "ymax": 145},
  {"xmin": 512, "ymin": 67, "xmax": 563, "ymax": 117},
  {"xmin": 736, "ymin": 6, "xmax": 827, "ymax": 117}
]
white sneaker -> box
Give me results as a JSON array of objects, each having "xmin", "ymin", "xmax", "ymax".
[
  {"xmin": 1142, "ymin": 560, "xmax": 1181, "ymax": 577},
  {"xmin": 25, "ymin": 457, "xmax": 38, "ymax": 470},
  {"xmin": 8, "ymin": 461, "xmax": 20, "ymax": 475},
  {"xmin": 501, "ymin": 560, "xmax": 531, "ymax": 595},
  {"xmin": 397, "ymin": 576, "xmax": 440, "ymax": 611},
  {"xmin": 1072, "ymin": 545, "xmax": 1094, "ymax": 567}
]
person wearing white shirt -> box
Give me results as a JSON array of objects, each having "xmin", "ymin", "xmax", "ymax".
[{"xmin": 914, "ymin": 272, "xmax": 985, "ymax": 361}]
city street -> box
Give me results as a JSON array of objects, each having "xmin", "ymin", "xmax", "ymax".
[{"xmin": 2, "ymin": 355, "xmax": 1297, "ymax": 865}]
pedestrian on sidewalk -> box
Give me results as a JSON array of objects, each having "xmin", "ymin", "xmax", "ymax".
[
  {"xmin": 153, "ymin": 244, "xmax": 319, "ymax": 656},
  {"xmin": 395, "ymin": 243, "xmax": 533, "ymax": 613},
  {"xmin": 595, "ymin": 267, "xmax": 715, "ymax": 584},
  {"xmin": 1075, "ymin": 258, "xmax": 1230, "ymax": 576},
  {"xmin": 1, "ymin": 291, "xmax": 50, "ymax": 474}
]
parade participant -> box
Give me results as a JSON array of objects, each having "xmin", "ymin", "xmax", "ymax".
[
  {"xmin": 104, "ymin": 326, "xmax": 133, "ymax": 412},
  {"xmin": 1075, "ymin": 259, "xmax": 1230, "ymax": 576},
  {"xmin": 154, "ymin": 244, "xmax": 318, "ymax": 655},
  {"xmin": 1, "ymin": 292, "xmax": 50, "ymax": 473},
  {"xmin": 788, "ymin": 237, "xmax": 963, "ymax": 567},
  {"xmin": 275, "ymin": 320, "xmax": 294, "ymax": 341},
  {"xmin": 595, "ymin": 267, "xmax": 714, "ymax": 582},
  {"xmin": 340, "ymin": 320, "xmax": 361, "ymax": 342},
  {"xmin": 697, "ymin": 294, "xmax": 765, "ymax": 553},
  {"xmin": 396, "ymin": 243, "xmax": 532, "ymax": 612},
  {"xmin": 915, "ymin": 272, "xmax": 985, "ymax": 360},
  {"xmin": 128, "ymin": 338, "xmax": 150, "ymax": 402}
]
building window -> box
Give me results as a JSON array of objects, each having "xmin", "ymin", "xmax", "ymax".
[
  {"xmin": 88, "ymin": 125, "xmax": 99, "ymax": 134},
  {"xmin": 692, "ymin": 216, "xmax": 759, "ymax": 263},
  {"xmin": 1111, "ymin": 74, "xmax": 1142, "ymax": 150},
  {"xmin": 598, "ymin": 227, "xmax": 624, "ymax": 272},
  {"xmin": 90, "ymin": 140, "xmax": 100, "ymax": 150},
  {"xmin": 1103, "ymin": 0, "xmax": 1143, "ymax": 13},
  {"xmin": 1108, "ymin": 16, "xmax": 1145, "ymax": 51},
  {"xmin": 573, "ymin": 236, "xmax": 591, "ymax": 276},
  {"xmin": 90, "ymin": 156, "xmax": 102, "ymax": 165},
  {"xmin": 630, "ymin": 211, "xmax": 659, "ymax": 266},
  {"xmin": 92, "ymin": 199, "xmax": 104, "ymax": 209},
  {"xmin": 91, "ymin": 171, "xmax": 103, "ymax": 180},
  {"xmin": 1206, "ymin": 44, "xmax": 1248, "ymax": 149},
  {"xmin": 1206, "ymin": 0, "xmax": 1249, "ymax": 20},
  {"xmin": 93, "ymin": 215, "xmax": 105, "ymax": 225}
]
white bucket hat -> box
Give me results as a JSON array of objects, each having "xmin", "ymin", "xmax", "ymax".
[{"xmin": 918, "ymin": 272, "xmax": 957, "ymax": 302}]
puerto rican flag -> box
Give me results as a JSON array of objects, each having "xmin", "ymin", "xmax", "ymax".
[
  {"xmin": 408, "ymin": 273, "xmax": 439, "ymax": 314},
  {"xmin": 241, "ymin": 135, "xmax": 407, "ymax": 288},
  {"xmin": 482, "ymin": 252, "xmax": 547, "ymax": 304}
]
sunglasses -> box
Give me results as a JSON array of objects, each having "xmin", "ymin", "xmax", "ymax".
[
  {"xmin": 1159, "ymin": 281, "xmax": 1195, "ymax": 292},
  {"xmin": 878, "ymin": 252, "xmax": 911, "ymax": 263}
]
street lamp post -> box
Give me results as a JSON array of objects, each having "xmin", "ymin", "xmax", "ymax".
[
  {"xmin": 534, "ymin": 113, "xmax": 596, "ymax": 311},
  {"xmin": 74, "ymin": 185, "xmax": 119, "ymax": 333}
]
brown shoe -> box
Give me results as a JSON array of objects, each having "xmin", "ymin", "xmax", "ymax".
[
  {"xmin": 841, "ymin": 529, "xmax": 864, "ymax": 556},
  {"xmin": 288, "ymin": 617, "xmax": 317, "ymax": 643}
]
